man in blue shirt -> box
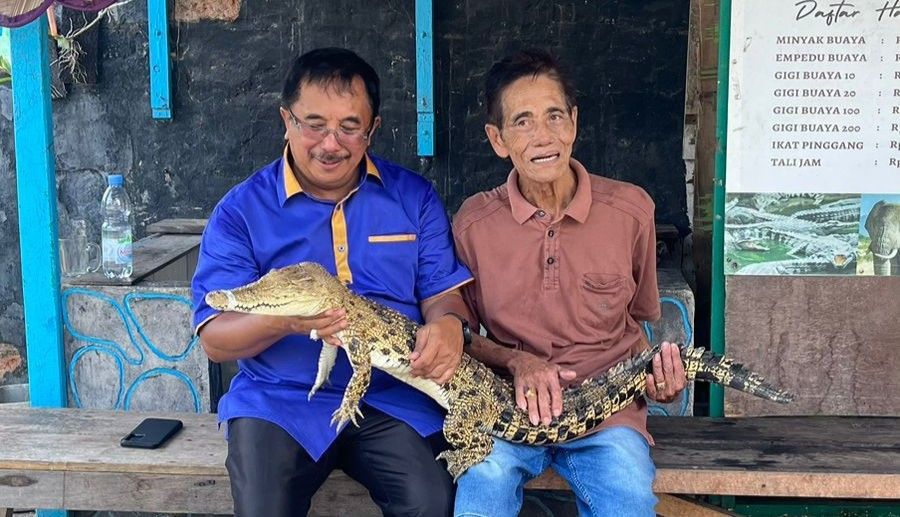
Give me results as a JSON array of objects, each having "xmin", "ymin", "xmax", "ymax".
[{"xmin": 192, "ymin": 48, "xmax": 473, "ymax": 517}]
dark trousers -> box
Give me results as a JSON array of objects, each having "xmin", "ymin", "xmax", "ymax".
[{"xmin": 226, "ymin": 407, "xmax": 454, "ymax": 517}]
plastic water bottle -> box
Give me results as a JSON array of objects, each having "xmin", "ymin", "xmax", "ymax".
[{"xmin": 101, "ymin": 174, "xmax": 133, "ymax": 279}]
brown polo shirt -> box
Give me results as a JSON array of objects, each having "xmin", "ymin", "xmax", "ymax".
[{"xmin": 452, "ymin": 159, "xmax": 660, "ymax": 443}]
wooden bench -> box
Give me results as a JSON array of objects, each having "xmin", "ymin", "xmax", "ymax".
[{"xmin": 1, "ymin": 407, "xmax": 898, "ymax": 515}]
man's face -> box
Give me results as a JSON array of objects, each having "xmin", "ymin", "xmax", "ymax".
[
  {"xmin": 280, "ymin": 76, "xmax": 380, "ymax": 197},
  {"xmin": 485, "ymin": 74, "xmax": 578, "ymax": 185}
]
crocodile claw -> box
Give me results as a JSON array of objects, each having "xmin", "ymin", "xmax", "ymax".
[{"xmin": 330, "ymin": 402, "xmax": 365, "ymax": 429}]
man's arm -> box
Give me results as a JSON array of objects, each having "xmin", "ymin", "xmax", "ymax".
[
  {"xmin": 409, "ymin": 289, "xmax": 470, "ymax": 384},
  {"xmin": 198, "ymin": 310, "xmax": 347, "ymax": 363}
]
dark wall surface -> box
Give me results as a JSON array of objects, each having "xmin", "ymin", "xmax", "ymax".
[
  {"xmin": 0, "ymin": 0, "xmax": 689, "ymax": 383},
  {"xmin": 434, "ymin": 0, "xmax": 690, "ymax": 221}
]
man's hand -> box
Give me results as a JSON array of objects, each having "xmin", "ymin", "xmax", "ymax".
[
  {"xmin": 280, "ymin": 309, "xmax": 347, "ymax": 347},
  {"xmin": 645, "ymin": 341, "xmax": 686, "ymax": 403},
  {"xmin": 508, "ymin": 352, "xmax": 578, "ymax": 426},
  {"xmin": 198, "ymin": 309, "xmax": 348, "ymax": 363},
  {"xmin": 410, "ymin": 314, "xmax": 463, "ymax": 384}
]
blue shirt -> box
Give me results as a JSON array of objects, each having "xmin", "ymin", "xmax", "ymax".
[{"xmin": 192, "ymin": 150, "xmax": 472, "ymax": 460}]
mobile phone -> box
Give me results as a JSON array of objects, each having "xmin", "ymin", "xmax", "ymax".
[{"xmin": 120, "ymin": 418, "xmax": 183, "ymax": 449}]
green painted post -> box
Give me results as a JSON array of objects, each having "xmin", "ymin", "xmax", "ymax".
[{"xmin": 710, "ymin": 0, "xmax": 731, "ymax": 418}]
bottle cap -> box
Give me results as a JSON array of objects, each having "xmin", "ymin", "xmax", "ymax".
[{"xmin": 108, "ymin": 174, "xmax": 124, "ymax": 187}]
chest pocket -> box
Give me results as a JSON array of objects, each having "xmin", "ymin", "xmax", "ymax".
[
  {"xmin": 364, "ymin": 233, "xmax": 419, "ymax": 288},
  {"xmin": 578, "ymin": 272, "xmax": 633, "ymax": 337}
]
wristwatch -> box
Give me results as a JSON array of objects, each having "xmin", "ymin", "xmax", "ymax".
[{"xmin": 444, "ymin": 312, "xmax": 473, "ymax": 347}]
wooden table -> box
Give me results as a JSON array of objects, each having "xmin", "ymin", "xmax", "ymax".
[{"xmin": 1, "ymin": 407, "xmax": 898, "ymax": 514}]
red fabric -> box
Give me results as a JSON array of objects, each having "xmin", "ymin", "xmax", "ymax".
[{"xmin": 1, "ymin": 1, "xmax": 119, "ymax": 28}]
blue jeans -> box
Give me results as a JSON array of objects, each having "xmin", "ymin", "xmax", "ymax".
[{"xmin": 454, "ymin": 426, "xmax": 656, "ymax": 517}]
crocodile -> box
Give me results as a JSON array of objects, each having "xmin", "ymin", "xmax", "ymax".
[{"xmin": 206, "ymin": 262, "xmax": 793, "ymax": 479}]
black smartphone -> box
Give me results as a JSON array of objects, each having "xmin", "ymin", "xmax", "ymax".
[{"xmin": 120, "ymin": 418, "xmax": 183, "ymax": 449}]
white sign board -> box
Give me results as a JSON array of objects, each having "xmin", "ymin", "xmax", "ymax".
[
  {"xmin": 728, "ymin": 0, "xmax": 900, "ymax": 193},
  {"xmin": 725, "ymin": 0, "xmax": 900, "ymax": 276}
]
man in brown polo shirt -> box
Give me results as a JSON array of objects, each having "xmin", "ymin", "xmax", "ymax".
[{"xmin": 451, "ymin": 50, "xmax": 686, "ymax": 517}]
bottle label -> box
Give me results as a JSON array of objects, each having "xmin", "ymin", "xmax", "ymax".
[
  {"xmin": 103, "ymin": 233, "xmax": 132, "ymax": 266},
  {"xmin": 116, "ymin": 235, "xmax": 132, "ymax": 265}
]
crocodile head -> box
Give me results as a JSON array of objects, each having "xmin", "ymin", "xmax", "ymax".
[{"xmin": 205, "ymin": 262, "xmax": 342, "ymax": 316}]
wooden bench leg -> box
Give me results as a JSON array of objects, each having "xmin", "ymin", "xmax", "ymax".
[{"xmin": 656, "ymin": 494, "xmax": 740, "ymax": 517}]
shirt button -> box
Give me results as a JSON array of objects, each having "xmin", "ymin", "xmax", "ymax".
[
  {"xmin": 537, "ymin": 210, "xmax": 546, "ymax": 218},
  {"xmin": 548, "ymin": 229, "xmax": 555, "ymax": 238},
  {"xmin": 547, "ymin": 257, "xmax": 555, "ymax": 265},
  {"xmin": 337, "ymin": 245, "xmax": 346, "ymax": 253}
]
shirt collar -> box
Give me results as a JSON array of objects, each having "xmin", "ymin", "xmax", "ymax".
[
  {"xmin": 506, "ymin": 158, "xmax": 592, "ymax": 225},
  {"xmin": 280, "ymin": 144, "xmax": 382, "ymax": 204}
]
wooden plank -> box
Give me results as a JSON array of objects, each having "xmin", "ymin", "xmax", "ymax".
[
  {"xmin": 0, "ymin": 408, "xmax": 223, "ymax": 476},
  {"xmin": 145, "ymin": 218, "xmax": 207, "ymax": 235},
  {"xmin": 185, "ymin": 246, "xmax": 200, "ymax": 276},
  {"xmin": 648, "ymin": 415, "xmax": 900, "ymax": 498},
  {"xmin": 530, "ymin": 467, "xmax": 900, "ymax": 499},
  {"xmin": 0, "ymin": 469, "xmax": 64, "ymax": 510},
  {"xmin": 63, "ymin": 472, "xmax": 231, "ymax": 514},
  {"xmin": 62, "ymin": 470, "xmax": 379, "ymax": 515},
  {"xmin": 3, "ymin": 409, "xmax": 899, "ymax": 481},
  {"xmin": 525, "ymin": 469, "xmax": 900, "ymax": 499},
  {"xmin": 67, "ymin": 234, "xmax": 200, "ymax": 286},
  {"xmin": 62, "ymin": 470, "xmax": 380, "ymax": 515},
  {"xmin": 656, "ymin": 494, "xmax": 739, "ymax": 517},
  {"xmin": 144, "ymin": 254, "xmax": 191, "ymax": 282},
  {"xmin": 654, "ymin": 470, "xmax": 900, "ymax": 499}
]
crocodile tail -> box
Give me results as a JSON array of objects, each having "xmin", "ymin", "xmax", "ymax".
[{"xmin": 681, "ymin": 346, "xmax": 794, "ymax": 403}]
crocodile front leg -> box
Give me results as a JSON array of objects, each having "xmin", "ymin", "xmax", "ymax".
[
  {"xmin": 309, "ymin": 342, "xmax": 339, "ymax": 400},
  {"xmin": 330, "ymin": 337, "xmax": 370, "ymax": 430},
  {"xmin": 437, "ymin": 398, "xmax": 496, "ymax": 481}
]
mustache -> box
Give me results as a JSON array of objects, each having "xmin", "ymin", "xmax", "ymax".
[{"xmin": 312, "ymin": 152, "xmax": 349, "ymax": 162}]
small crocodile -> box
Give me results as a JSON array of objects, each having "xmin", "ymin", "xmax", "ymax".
[{"xmin": 206, "ymin": 262, "xmax": 793, "ymax": 479}]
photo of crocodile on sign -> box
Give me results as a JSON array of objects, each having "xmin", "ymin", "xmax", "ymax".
[
  {"xmin": 205, "ymin": 262, "xmax": 794, "ymax": 479},
  {"xmin": 724, "ymin": 193, "xmax": 861, "ymax": 276}
]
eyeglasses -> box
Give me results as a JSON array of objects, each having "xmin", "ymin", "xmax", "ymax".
[
  {"xmin": 282, "ymin": 107, "xmax": 373, "ymax": 147},
  {"xmin": 504, "ymin": 111, "xmax": 574, "ymax": 136}
]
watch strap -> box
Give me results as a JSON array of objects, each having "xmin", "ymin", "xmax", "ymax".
[{"xmin": 443, "ymin": 312, "xmax": 473, "ymax": 347}]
